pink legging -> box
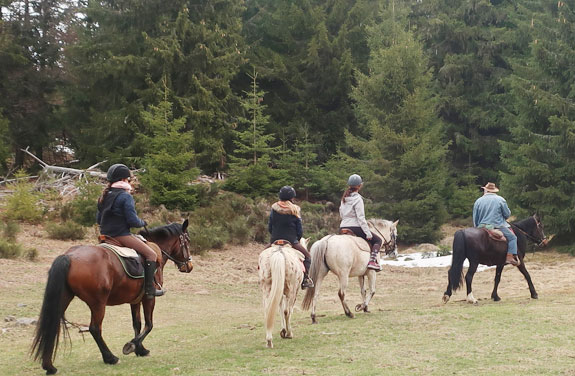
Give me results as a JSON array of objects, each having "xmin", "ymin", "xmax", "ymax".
[{"xmin": 115, "ymin": 234, "xmax": 157, "ymax": 262}]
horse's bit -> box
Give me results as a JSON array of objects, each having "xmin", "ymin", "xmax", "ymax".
[{"xmin": 371, "ymin": 225, "xmax": 397, "ymax": 255}]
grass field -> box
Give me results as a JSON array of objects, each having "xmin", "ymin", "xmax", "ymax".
[{"xmin": 1, "ymin": 226, "xmax": 575, "ymax": 375}]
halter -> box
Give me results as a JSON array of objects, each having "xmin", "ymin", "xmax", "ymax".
[
  {"xmin": 510, "ymin": 216, "xmax": 547, "ymax": 247},
  {"xmin": 161, "ymin": 232, "xmax": 192, "ymax": 272},
  {"xmin": 370, "ymin": 223, "xmax": 397, "ymax": 255}
]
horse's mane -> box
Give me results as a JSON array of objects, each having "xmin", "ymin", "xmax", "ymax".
[
  {"xmin": 140, "ymin": 223, "xmax": 183, "ymax": 241},
  {"xmin": 512, "ymin": 215, "xmax": 535, "ymax": 231},
  {"xmin": 367, "ymin": 218, "xmax": 393, "ymax": 229}
]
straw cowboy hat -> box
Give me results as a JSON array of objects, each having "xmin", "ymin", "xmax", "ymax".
[{"xmin": 482, "ymin": 182, "xmax": 499, "ymax": 193}]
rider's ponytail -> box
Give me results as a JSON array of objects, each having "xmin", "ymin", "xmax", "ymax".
[
  {"xmin": 98, "ymin": 183, "xmax": 113, "ymax": 204},
  {"xmin": 341, "ymin": 186, "xmax": 359, "ymax": 203}
]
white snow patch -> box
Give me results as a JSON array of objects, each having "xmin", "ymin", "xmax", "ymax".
[{"xmin": 381, "ymin": 252, "xmax": 494, "ymax": 272}]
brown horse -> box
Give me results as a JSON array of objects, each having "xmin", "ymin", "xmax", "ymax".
[
  {"xmin": 442, "ymin": 215, "xmax": 547, "ymax": 305},
  {"xmin": 31, "ymin": 220, "xmax": 193, "ymax": 375}
]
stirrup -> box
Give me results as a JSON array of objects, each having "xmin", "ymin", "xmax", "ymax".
[{"xmin": 301, "ymin": 276, "xmax": 314, "ymax": 289}]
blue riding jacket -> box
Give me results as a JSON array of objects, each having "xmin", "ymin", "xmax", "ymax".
[
  {"xmin": 472, "ymin": 193, "xmax": 511, "ymax": 228},
  {"xmin": 97, "ymin": 188, "xmax": 146, "ymax": 237}
]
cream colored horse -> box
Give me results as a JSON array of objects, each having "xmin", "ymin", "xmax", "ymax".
[
  {"xmin": 258, "ymin": 238, "xmax": 309, "ymax": 348},
  {"xmin": 302, "ymin": 219, "xmax": 398, "ymax": 323}
]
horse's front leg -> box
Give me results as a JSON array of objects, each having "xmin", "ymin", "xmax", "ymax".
[
  {"xmin": 124, "ymin": 298, "xmax": 156, "ymax": 356},
  {"xmin": 491, "ymin": 265, "xmax": 504, "ymax": 301},
  {"xmin": 123, "ymin": 303, "xmax": 150, "ymax": 356},
  {"xmin": 517, "ymin": 260, "xmax": 538, "ymax": 299},
  {"xmin": 465, "ymin": 262, "xmax": 479, "ymax": 304},
  {"xmin": 337, "ymin": 274, "xmax": 354, "ymax": 318},
  {"xmin": 87, "ymin": 302, "xmax": 118, "ymax": 365}
]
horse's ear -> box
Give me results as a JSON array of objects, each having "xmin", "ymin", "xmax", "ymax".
[
  {"xmin": 393, "ymin": 219, "xmax": 399, "ymax": 227},
  {"xmin": 182, "ymin": 218, "xmax": 189, "ymax": 232}
]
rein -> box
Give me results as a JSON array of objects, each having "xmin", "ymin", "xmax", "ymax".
[{"xmin": 160, "ymin": 233, "xmax": 192, "ymax": 271}]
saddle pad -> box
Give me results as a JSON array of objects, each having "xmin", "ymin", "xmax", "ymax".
[
  {"xmin": 99, "ymin": 244, "xmax": 144, "ymax": 279},
  {"xmin": 336, "ymin": 234, "xmax": 371, "ymax": 252}
]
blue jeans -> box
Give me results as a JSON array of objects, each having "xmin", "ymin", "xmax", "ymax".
[{"xmin": 499, "ymin": 227, "xmax": 517, "ymax": 255}]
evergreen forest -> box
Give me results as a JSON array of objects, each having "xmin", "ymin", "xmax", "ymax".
[{"xmin": 1, "ymin": 0, "xmax": 575, "ymax": 244}]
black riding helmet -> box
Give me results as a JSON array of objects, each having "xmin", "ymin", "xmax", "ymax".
[
  {"xmin": 106, "ymin": 164, "xmax": 131, "ymax": 183},
  {"xmin": 279, "ymin": 186, "xmax": 296, "ymax": 201}
]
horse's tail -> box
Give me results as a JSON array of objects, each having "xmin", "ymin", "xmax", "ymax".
[
  {"xmin": 31, "ymin": 255, "xmax": 72, "ymax": 366},
  {"xmin": 448, "ymin": 230, "xmax": 466, "ymax": 292},
  {"xmin": 302, "ymin": 238, "xmax": 328, "ymax": 310},
  {"xmin": 265, "ymin": 249, "xmax": 286, "ymax": 333}
]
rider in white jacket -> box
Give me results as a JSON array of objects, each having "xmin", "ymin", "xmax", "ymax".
[{"xmin": 339, "ymin": 174, "xmax": 382, "ymax": 271}]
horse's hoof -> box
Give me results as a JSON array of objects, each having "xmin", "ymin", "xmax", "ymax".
[
  {"xmin": 104, "ymin": 355, "xmax": 119, "ymax": 365},
  {"xmin": 492, "ymin": 296, "xmax": 501, "ymax": 302},
  {"xmin": 44, "ymin": 366, "xmax": 57, "ymax": 375},
  {"xmin": 122, "ymin": 342, "xmax": 136, "ymax": 355},
  {"xmin": 345, "ymin": 312, "xmax": 354, "ymax": 319},
  {"xmin": 355, "ymin": 304, "xmax": 363, "ymax": 312},
  {"xmin": 363, "ymin": 307, "xmax": 370, "ymax": 313},
  {"xmin": 442, "ymin": 294, "xmax": 450, "ymax": 304},
  {"xmin": 266, "ymin": 340, "xmax": 273, "ymax": 348},
  {"xmin": 135, "ymin": 347, "xmax": 150, "ymax": 357},
  {"xmin": 532, "ymin": 294, "xmax": 538, "ymax": 299},
  {"xmin": 280, "ymin": 329, "xmax": 286, "ymax": 338}
]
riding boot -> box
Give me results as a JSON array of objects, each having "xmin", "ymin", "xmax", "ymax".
[
  {"xmin": 144, "ymin": 261, "xmax": 165, "ymax": 297},
  {"xmin": 301, "ymin": 257, "xmax": 314, "ymax": 289},
  {"xmin": 367, "ymin": 244, "xmax": 382, "ymax": 272},
  {"xmin": 505, "ymin": 253, "xmax": 520, "ymax": 266}
]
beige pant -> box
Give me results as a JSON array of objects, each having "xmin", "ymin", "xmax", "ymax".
[{"xmin": 115, "ymin": 234, "xmax": 157, "ymax": 262}]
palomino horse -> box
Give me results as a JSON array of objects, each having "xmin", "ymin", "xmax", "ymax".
[
  {"xmin": 31, "ymin": 220, "xmax": 193, "ymax": 375},
  {"xmin": 258, "ymin": 238, "xmax": 309, "ymax": 348},
  {"xmin": 443, "ymin": 214, "xmax": 548, "ymax": 305},
  {"xmin": 302, "ymin": 219, "xmax": 398, "ymax": 323}
]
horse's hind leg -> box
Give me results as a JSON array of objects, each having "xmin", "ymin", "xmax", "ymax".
[
  {"xmin": 465, "ymin": 262, "xmax": 479, "ymax": 304},
  {"xmin": 517, "ymin": 262, "xmax": 538, "ymax": 299},
  {"xmin": 337, "ymin": 274, "xmax": 354, "ymax": 318},
  {"xmin": 491, "ymin": 265, "xmax": 504, "ymax": 301},
  {"xmin": 280, "ymin": 294, "xmax": 295, "ymax": 339},
  {"xmin": 310, "ymin": 267, "xmax": 328, "ymax": 324},
  {"xmin": 88, "ymin": 302, "xmax": 118, "ymax": 365}
]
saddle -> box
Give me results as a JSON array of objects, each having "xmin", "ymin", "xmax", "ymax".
[
  {"xmin": 272, "ymin": 239, "xmax": 292, "ymax": 246},
  {"xmin": 480, "ymin": 228, "xmax": 508, "ymax": 243}
]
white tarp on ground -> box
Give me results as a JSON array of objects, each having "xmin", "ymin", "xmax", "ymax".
[{"xmin": 380, "ymin": 252, "xmax": 494, "ymax": 272}]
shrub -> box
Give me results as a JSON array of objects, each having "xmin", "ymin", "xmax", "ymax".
[
  {"xmin": 59, "ymin": 179, "xmax": 103, "ymax": 226},
  {"xmin": 0, "ymin": 239, "xmax": 22, "ymax": 259},
  {"xmin": 0, "ymin": 221, "xmax": 20, "ymax": 242},
  {"xmin": 299, "ymin": 201, "xmax": 340, "ymax": 243},
  {"xmin": 45, "ymin": 222, "xmax": 86, "ymax": 240},
  {"xmin": 4, "ymin": 171, "xmax": 43, "ymax": 223}
]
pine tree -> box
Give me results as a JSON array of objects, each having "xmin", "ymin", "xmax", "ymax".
[
  {"xmin": 137, "ymin": 77, "xmax": 198, "ymax": 210},
  {"xmin": 500, "ymin": 0, "xmax": 575, "ymax": 241},
  {"xmin": 225, "ymin": 69, "xmax": 282, "ymax": 197},
  {"xmin": 349, "ymin": 1, "xmax": 448, "ymax": 243}
]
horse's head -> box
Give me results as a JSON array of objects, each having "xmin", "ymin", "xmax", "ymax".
[
  {"xmin": 368, "ymin": 219, "xmax": 399, "ymax": 258},
  {"xmin": 140, "ymin": 219, "xmax": 193, "ymax": 273},
  {"xmin": 532, "ymin": 214, "xmax": 548, "ymax": 247}
]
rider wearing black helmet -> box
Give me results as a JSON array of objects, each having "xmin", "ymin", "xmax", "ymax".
[
  {"xmin": 97, "ymin": 164, "xmax": 164, "ymax": 297},
  {"xmin": 267, "ymin": 186, "xmax": 314, "ymax": 289}
]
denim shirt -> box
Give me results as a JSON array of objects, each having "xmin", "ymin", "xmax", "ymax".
[{"xmin": 472, "ymin": 193, "xmax": 511, "ymax": 228}]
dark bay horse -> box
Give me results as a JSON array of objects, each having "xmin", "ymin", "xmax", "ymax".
[
  {"xmin": 443, "ymin": 215, "xmax": 547, "ymax": 305},
  {"xmin": 31, "ymin": 220, "xmax": 193, "ymax": 375}
]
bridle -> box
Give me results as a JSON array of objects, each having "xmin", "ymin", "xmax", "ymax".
[
  {"xmin": 510, "ymin": 216, "xmax": 547, "ymax": 247},
  {"xmin": 161, "ymin": 232, "xmax": 192, "ymax": 272},
  {"xmin": 371, "ymin": 224, "xmax": 397, "ymax": 255}
]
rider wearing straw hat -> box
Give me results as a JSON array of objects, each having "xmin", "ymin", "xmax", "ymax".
[
  {"xmin": 267, "ymin": 186, "xmax": 314, "ymax": 289},
  {"xmin": 97, "ymin": 164, "xmax": 165, "ymax": 297},
  {"xmin": 473, "ymin": 182, "xmax": 519, "ymax": 266},
  {"xmin": 339, "ymin": 174, "xmax": 383, "ymax": 271}
]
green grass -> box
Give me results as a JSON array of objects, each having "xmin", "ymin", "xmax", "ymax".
[{"xmin": 2, "ymin": 260, "xmax": 575, "ymax": 375}]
